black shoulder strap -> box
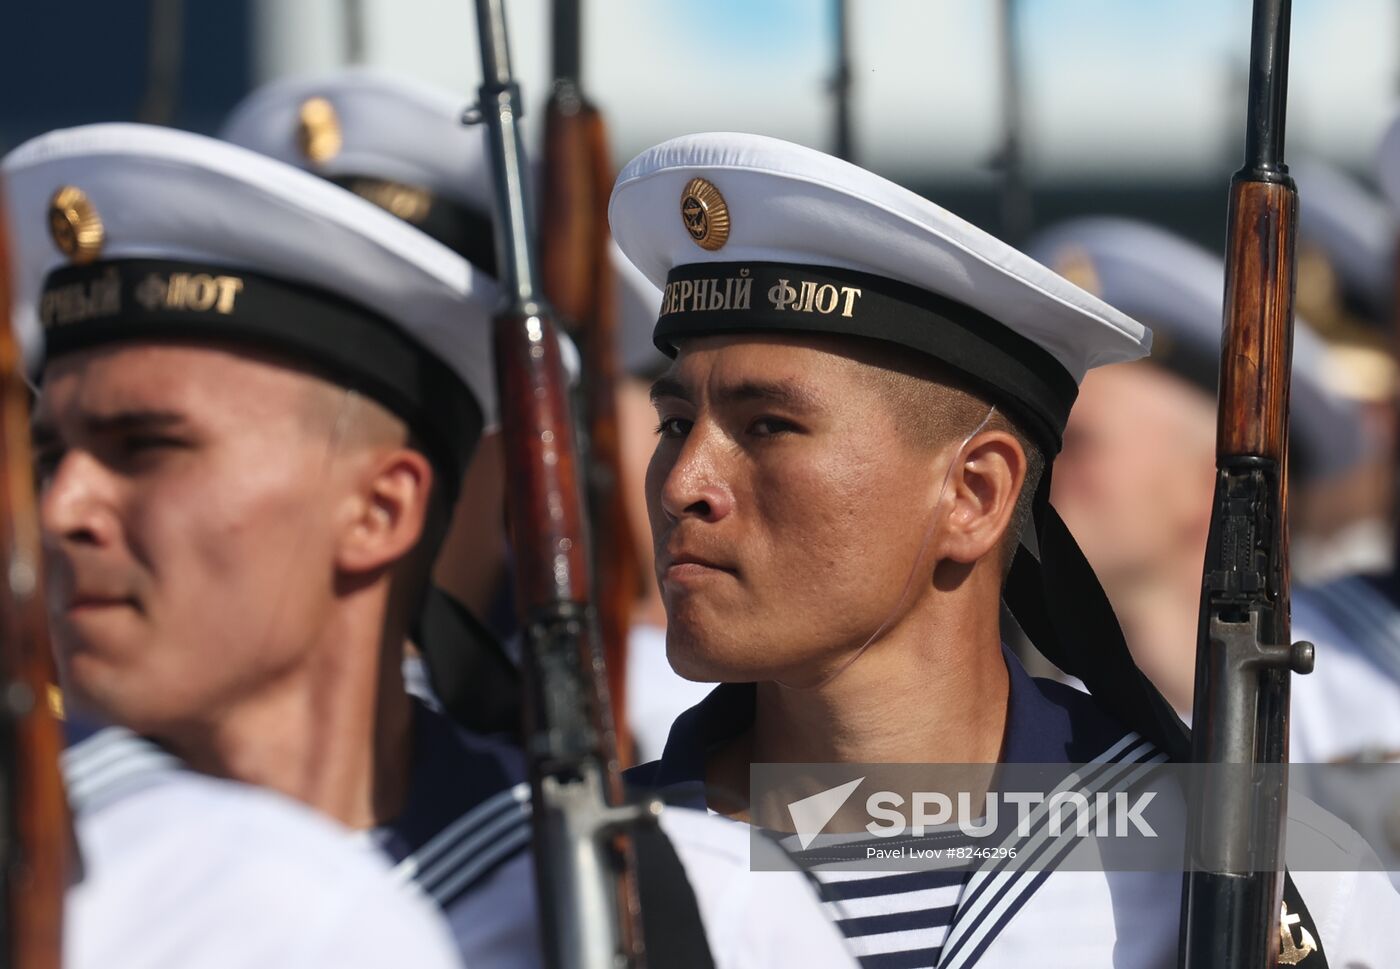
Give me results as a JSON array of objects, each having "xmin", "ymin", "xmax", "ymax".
[{"xmin": 632, "ymin": 821, "xmax": 717, "ymax": 969}]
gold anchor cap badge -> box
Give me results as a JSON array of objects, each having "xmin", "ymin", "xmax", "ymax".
[
  {"xmin": 680, "ymin": 177, "xmax": 730, "ymax": 252},
  {"xmin": 48, "ymin": 186, "xmax": 104, "ymax": 265},
  {"xmin": 297, "ymin": 96, "xmax": 343, "ymax": 166}
]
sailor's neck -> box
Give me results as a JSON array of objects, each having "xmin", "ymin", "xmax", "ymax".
[
  {"xmin": 159, "ymin": 609, "xmax": 414, "ymax": 830},
  {"xmin": 706, "ymin": 588, "xmax": 1009, "ymax": 814}
]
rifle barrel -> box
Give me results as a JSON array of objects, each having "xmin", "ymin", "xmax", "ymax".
[
  {"xmin": 831, "ymin": 0, "xmax": 853, "ymax": 162},
  {"xmin": 551, "ymin": 0, "xmax": 582, "ymax": 91},
  {"xmin": 471, "ymin": 2, "xmax": 642, "ymax": 965},
  {"xmin": 1242, "ymin": 0, "xmax": 1292, "ymax": 178},
  {"xmin": 475, "ymin": 0, "xmax": 540, "ymax": 306},
  {"xmin": 1180, "ymin": 3, "xmax": 1303, "ymax": 967}
]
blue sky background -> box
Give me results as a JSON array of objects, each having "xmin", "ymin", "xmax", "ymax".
[{"xmin": 252, "ymin": 0, "xmax": 1400, "ymax": 185}]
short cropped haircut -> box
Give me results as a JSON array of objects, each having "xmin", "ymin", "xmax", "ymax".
[{"xmin": 851, "ymin": 339, "xmax": 1045, "ymax": 577}]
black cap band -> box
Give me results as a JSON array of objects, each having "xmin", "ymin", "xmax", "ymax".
[
  {"xmin": 39, "ymin": 258, "xmax": 482, "ymax": 494},
  {"xmin": 329, "ymin": 175, "xmax": 498, "ymax": 278},
  {"xmin": 654, "ymin": 262, "xmax": 1079, "ymax": 455}
]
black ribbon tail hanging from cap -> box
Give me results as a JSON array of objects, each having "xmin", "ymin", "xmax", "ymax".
[
  {"xmin": 412, "ymin": 585, "xmax": 523, "ymax": 741},
  {"xmin": 1004, "ymin": 472, "xmax": 1191, "ymax": 761}
]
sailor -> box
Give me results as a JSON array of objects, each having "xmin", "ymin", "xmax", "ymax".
[
  {"xmin": 1026, "ymin": 217, "xmax": 1378, "ymax": 715},
  {"xmin": 222, "ymin": 68, "xmax": 711, "ymax": 759},
  {"xmin": 222, "ymin": 68, "xmax": 529, "ymax": 729},
  {"xmin": 5, "ymin": 121, "xmax": 535, "ymax": 966},
  {"xmin": 1028, "ymin": 218, "xmax": 1400, "ymax": 883},
  {"xmin": 63, "ymin": 723, "xmax": 463, "ymax": 969},
  {"xmin": 1270, "ymin": 131, "xmax": 1400, "ymax": 769},
  {"xmin": 610, "ymin": 132, "xmax": 1400, "ymax": 967},
  {"xmin": 6, "ymin": 122, "xmax": 857, "ymax": 969},
  {"xmin": 1289, "ymin": 159, "xmax": 1398, "ymax": 581}
]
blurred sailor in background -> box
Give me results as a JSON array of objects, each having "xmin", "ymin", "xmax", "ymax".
[{"xmin": 1290, "ymin": 159, "xmax": 1398, "ymax": 582}]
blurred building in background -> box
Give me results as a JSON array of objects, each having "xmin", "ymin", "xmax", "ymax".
[{"xmin": 2, "ymin": 0, "xmax": 1397, "ymax": 257}]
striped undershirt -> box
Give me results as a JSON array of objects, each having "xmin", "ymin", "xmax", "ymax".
[{"xmin": 810, "ymin": 866, "xmax": 967, "ymax": 969}]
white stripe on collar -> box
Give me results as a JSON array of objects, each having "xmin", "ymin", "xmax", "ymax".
[
  {"xmin": 392, "ymin": 781, "xmax": 531, "ymax": 901},
  {"xmin": 63, "ymin": 726, "xmax": 183, "ymax": 815},
  {"xmin": 938, "ymin": 732, "xmax": 1166, "ymax": 969}
]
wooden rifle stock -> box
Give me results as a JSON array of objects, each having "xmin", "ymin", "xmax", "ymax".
[
  {"xmin": 1217, "ymin": 182, "xmax": 1296, "ymax": 462},
  {"xmin": 540, "ymin": 3, "xmax": 637, "ymax": 763},
  {"xmin": 471, "ymin": 0, "xmax": 646, "ymax": 965},
  {"xmin": 1179, "ymin": 2, "xmax": 1313, "ymax": 967},
  {"xmin": 0, "ymin": 196, "xmax": 68, "ymax": 969}
]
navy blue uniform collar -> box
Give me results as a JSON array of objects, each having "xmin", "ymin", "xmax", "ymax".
[
  {"xmin": 628, "ymin": 645, "xmax": 1133, "ymax": 803},
  {"xmin": 372, "ymin": 698, "xmax": 526, "ymax": 860}
]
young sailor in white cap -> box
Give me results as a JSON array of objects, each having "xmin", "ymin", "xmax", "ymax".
[
  {"xmin": 612, "ymin": 132, "xmax": 1400, "ymax": 968},
  {"xmin": 6, "ymin": 120, "xmax": 535, "ymax": 966},
  {"xmin": 223, "ymin": 68, "xmax": 713, "ymax": 759},
  {"xmin": 7, "ymin": 122, "xmax": 857, "ymax": 969}
]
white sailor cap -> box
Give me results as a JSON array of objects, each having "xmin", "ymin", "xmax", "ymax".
[
  {"xmin": 2, "ymin": 122, "xmax": 497, "ymax": 492},
  {"xmin": 611, "ymin": 238, "xmax": 668, "ymax": 377},
  {"xmin": 1293, "ymin": 158, "xmax": 1395, "ymax": 327},
  {"xmin": 608, "ymin": 132, "xmax": 1151, "ymax": 454},
  {"xmin": 221, "ymin": 69, "xmax": 500, "ymax": 272},
  {"xmin": 1028, "ymin": 217, "xmax": 1365, "ymax": 483},
  {"xmin": 1375, "ymin": 112, "xmax": 1400, "ymax": 221},
  {"xmin": 223, "ymin": 68, "xmax": 648, "ymax": 376}
]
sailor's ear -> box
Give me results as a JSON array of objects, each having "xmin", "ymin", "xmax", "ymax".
[
  {"xmin": 335, "ymin": 446, "xmax": 434, "ymax": 575},
  {"xmin": 937, "ymin": 430, "xmax": 1025, "ymax": 566}
]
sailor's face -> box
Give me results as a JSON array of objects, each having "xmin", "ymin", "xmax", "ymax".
[
  {"xmin": 33, "ymin": 343, "xmax": 344, "ymax": 733},
  {"xmin": 1053, "ymin": 362, "xmax": 1216, "ymax": 589},
  {"xmin": 646, "ymin": 335, "xmax": 940, "ymax": 684}
]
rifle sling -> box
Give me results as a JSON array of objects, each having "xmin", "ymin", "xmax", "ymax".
[{"xmin": 633, "ymin": 821, "xmax": 717, "ymax": 969}]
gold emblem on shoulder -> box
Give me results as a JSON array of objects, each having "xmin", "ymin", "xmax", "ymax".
[
  {"xmin": 681, "ymin": 177, "xmax": 730, "ymax": 251},
  {"xmin": 297, "ymin": 96, "xmax": 343, "ymax": 165},
  {"xmin": 48, "ymin": 186, "xmax": 104, "ymax": 265},
  {"xmin": 1278, "ymin": 901, "xmax": 1317, "ymax": 965}
]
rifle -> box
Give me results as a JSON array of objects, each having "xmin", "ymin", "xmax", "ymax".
[
  {"xmin": 136, "ymin": 0, "xmax": 184, "ymax": 126},
  {"xmin": 1179, "ymin": 2, "xmax": 1315, "ymax": 967},
  {"xmin": 343, "ymin": 0, "xmax": 366, "ymax": 65},
  {"xmin": 992, "ymin": 0, "xmax": 1030, "ymax": 246},
  {"xmin": 469, "ymin": 1, "xmax": 646, "ymax": 965},
  {"xmin": 0, "ymin": 196, "xmax": 69, "ymax": 967},
  {"xmin": 539, "ymin": 0, "xmax": 637, "ymax": 765},
  {"xmin": 830, "ymin": 0, "xmax": 854, "ymax": 162}
]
